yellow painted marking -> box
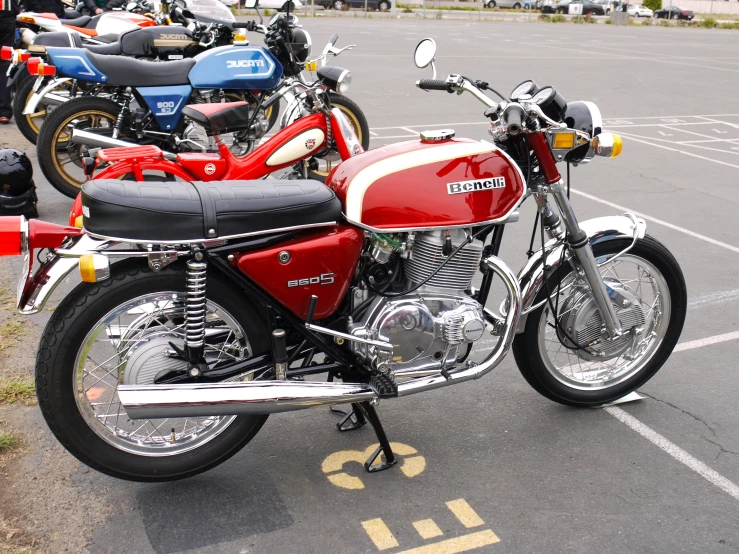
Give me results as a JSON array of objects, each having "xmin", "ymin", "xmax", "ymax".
[
  {"xmin": 322, "ymin": 442, "xmax": 425, "ymax": 489},
  {"xmin": 446, "ymin": 499, "xmax": 485, "ymax": 528},
  {"xmin": 396, "ymin": 529, "xmax": 500, "ymax": 554},
  {"xmin": 362, "ymin": 518, "xmax": 400, "ymax": 551},
  {"xmin": 327, "ymin": 473, "xmax": 364, "ymax": 490},
  {"xmin": 413, "ymin": 519, "xmax": 443, "ymax": 539},
  {"xmin": 400, "ymin": 455, "xmax": 426, "ymax": 478}
]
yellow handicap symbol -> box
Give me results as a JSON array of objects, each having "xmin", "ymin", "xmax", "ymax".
[{"xmin": 322, "ymin": 442, "xmax": 426, "ymax": 490}]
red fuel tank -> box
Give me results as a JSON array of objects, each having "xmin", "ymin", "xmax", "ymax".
[
  {"xmin": 236, "ymin": 225, "xmax": 364, "ymax": 320},
  {"xmin": 327, "ymin": 137, "xmax": 525, "ymax": 231}
]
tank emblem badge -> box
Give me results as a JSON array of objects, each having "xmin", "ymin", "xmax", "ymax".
[
  {"xmin": 160, "ymin": 34, "xmax": 189, "ymax": 40},
  {"xmin": 204, "ymin": 163, "xmax": 216, "ymax": 175},
  {"xmin": 447, "ymin": 177, "xmax": 506, "ymax": 195},
  {"xmin": 226, "ymin": 59, "xmax": 266, "ymax": 69},
  {"xmin": 305, "ymin": 138, "xmax": 317, "ymax": 150}
]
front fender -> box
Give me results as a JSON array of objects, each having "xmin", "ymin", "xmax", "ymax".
[
  {"xmin": 23, "ymin": 77, "xmax": 73, "ymax": 114},
  {"xmin": 514, "ymin": 214, "xmax": 646, "ymax": 332},
  {"xmin": 19, "ymin": 234, "xmax": 115, "ymax": 315}
]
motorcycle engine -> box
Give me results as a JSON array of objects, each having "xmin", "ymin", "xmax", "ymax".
[{"xmin": 349, "ymin": 229, "xmax": 486, "ymax": 375}]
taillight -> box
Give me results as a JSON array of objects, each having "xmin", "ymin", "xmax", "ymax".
[
  {"xmin": 0, "ymin": 46, "xmax": 12, "ymax": 61},
  {"xmin": 20, "ymin": 52, "xmax": 31, "ymax": 62},
  {"xmin": 35, "ymin": 62, "xmax": 55, "ymax": 76},
  {"xmin": 27, "ymin": 57, "xmax": 41, "ymax": 75},
  {"xmin": 0, "ymin": 216, "xmax": 25, "ymax": 256}
]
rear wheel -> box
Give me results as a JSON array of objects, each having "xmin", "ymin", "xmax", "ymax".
[
  {"xmin": 308, "ymin": 92, "xmax": 369, "ymax": 182},
  {"xmin": 333, "ymin": 0, "xmax": 344, "ymax": 8},
  {"xmin": 37, "ymin": 96, "xmax": 121, "ymax": 198},
  {"xmin": 14, "ymin": 75, "xmax": 50, "ymax": 145},
  {"xmin": 36, "ymin": 260, "xmax": 271, "ymax": 481},
  {"xmin": 486, "ymin": 0, "xmax": 496, "ymax": 7},
  {"xmin": 513, "ymin": 236, "xmax": 686, "ymax": 407},
  {"xmin": 671, "ymin": 12, "xmax": 678, "ymax": 19},
  {"xmin": 378, "ymin": 0, "xmax": 390, "ymax": 10},
  {"xmin": 513, "ymin": 2, "xmax": 521, "ymax": 8}
]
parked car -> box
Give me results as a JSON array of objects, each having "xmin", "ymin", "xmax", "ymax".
[
  {"xmin": 593, "ymin": 0, "xmax": 613, "ymax": 14},
  {"xmin": 484, "ymin": 0, "xmax": 524, "ymax": 8},
  {"xmin": 653, "ymin": 5, "xmax": 694, "ymax": 18},
  {"xmin": 523, "ymin": 0, "xmax": 542, "ymax": 8},
  {"xmin": 627, "ymin": 3, "xmax": 653, "ymax": 16},
  {"xmin": 542, "ymin": 0, "xmax": 605, "ymax": 14},
  {"xmin": 256, "ymin": 0, "xmax": 303, "ymax": 10},
  {"xmin": 314, "ymin": 0, "xmax": 390, "ymax": 9}
]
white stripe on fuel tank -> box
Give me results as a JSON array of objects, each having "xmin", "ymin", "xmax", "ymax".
[
  {"xmin": 345, "ymin": 141, "xmax": 496, "ymax": 224},
  {"xmin": 266, "ymin": 129, "xmax": 326, "ymax": 167}
]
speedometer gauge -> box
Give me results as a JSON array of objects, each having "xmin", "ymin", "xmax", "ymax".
[
  {"xmin": 531, "ymin": 86, "xmax": 567, "ymax": 122},
  {"xmin": 509, "ymin": 79, "xmax": 539, "ymax": 101}
]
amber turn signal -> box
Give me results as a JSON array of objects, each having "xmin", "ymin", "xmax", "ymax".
[
  {"xmin": 552, "ymin": 131, "xmax": 576, "ymax": 150},
  {"xmin": 592, "ymin": 132, "xmax": 623, "ymax": 158},
  {"xmin": 305, "ymin": 60, "xmax": 318, "ymax": 72},
  {"xmin": 79, "ymin": 254, "xmax": 110, "ymax": 283}
]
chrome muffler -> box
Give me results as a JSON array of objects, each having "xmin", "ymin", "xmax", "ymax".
[
  {"xmin": 71, "ymin": 129, "xmax": 137, "ymax": 149},
  {"xmin": 118, "ymin": 255, "xmax": 521, "ymax": 420}
]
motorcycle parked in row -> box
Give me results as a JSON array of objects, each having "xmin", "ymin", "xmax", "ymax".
[
  {"xmin": 35, "ymin": 10, "xmax": 368, "ymax": 197},
  {"xmin": 0, "ymin": 38, "xmax": 686, "ymax": 482},
  {"xmin": 11, "ymin": 3, "xmax": 252, "ymax": 146}
]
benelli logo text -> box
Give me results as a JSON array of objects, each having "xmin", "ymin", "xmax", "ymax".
[
  {"xmin": 447, "ymin": 177, "xmax": 506, "ymax": 195},
  {"xmin": 226, "ymin": 59, "xmax": 266, "ymax": 69},
  {"xmin": 287, "ymin": 273, "xmax": 335, "ymax": 288}
]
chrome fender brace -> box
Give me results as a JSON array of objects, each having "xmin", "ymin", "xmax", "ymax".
[{"xmin": 514, "ymin": 214, "xmax": 647, "ymax": 332}]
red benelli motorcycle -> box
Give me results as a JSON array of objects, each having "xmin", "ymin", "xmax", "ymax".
[{"xmin": 0, "ymin": 38, "xmax": 686, "ymax": 482}]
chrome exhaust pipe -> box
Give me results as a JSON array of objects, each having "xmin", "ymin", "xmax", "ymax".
[
  {"xmin": 117, "ymin": 255, "xmax": 520, "ymax": 420},
  {"xmin": 35, "ymin": 92, "xmax": 68, "ymax": 108},
  {"xmin": 71, "ymin": 129, "xmax": 137, "ymax": 149},
  {"xmin": 118, "ymin": 380, "xmax": 377, "ymax": 420}
]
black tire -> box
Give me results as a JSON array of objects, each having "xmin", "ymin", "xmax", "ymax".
[
  {"xmin": 671, "ymin": 12, "xmax": 678, "ymax": 19},
  {"xmin": 512, "ymin": 235, "xmax": 687, "ymax": 407},
  {"xmin": 307, "ymin": 92, "xmax": 370, "ymax": 182},
  {"xmin": 378, "ymin": 0, "xmax": 390, "ymax": 10},
  {"xmin": 35, "ymin": 259, "xmax": 272, "ymax": 482},
  {"xmin": 37, "ymin": 96, "xmax": 122, "ymax": 199},
  {"xmin": 281, "ymin": 1, "xmax": 295, "ymax": 10},
  {"xmin": 513, "ymin": 2, "xmax": 521, "ymax": 8},
  {"xmin": 13, "ymin": 74, "xmax": 43, "ymax": 145},
  {"xmin": 486, "ymin": 0, "xmax": 496, "ymax": 7},
  {"xmin": 333, "ymin": 0, "xmax": 344, "ymax": 8}
]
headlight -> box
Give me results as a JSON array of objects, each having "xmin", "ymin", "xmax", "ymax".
[
  {"xmin": 563, "ymin": 100, "xmax": 603, "ymax": 164},
  {"xmin": 317, "ymin": 66, "xmax": 351, "ymax": 94}
]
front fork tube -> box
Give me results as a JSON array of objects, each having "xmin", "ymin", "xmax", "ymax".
[{"xmin": 537, "ymin": 182, "xmax": 623, "ymax": 338}]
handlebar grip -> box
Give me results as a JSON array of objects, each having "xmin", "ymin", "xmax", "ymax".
[
  {"xmin": 232, "ymin": 21, "xmax": 250, "ymax": 28},
  {"xmin": 416, "ymin": 79, "xmax": 451, "ymax": 92},
  {"xmin": 503, "ymin": 104, "xmax": 525, "ymax": 137}
]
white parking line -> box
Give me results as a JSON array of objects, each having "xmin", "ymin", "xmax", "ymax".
[
  {"xmin": 673, "ymin": 331, "xmax": 739, "ymax": 353},
  {"xmin": 605, "ymin": 407, "xmax": 739, "ymax": 502},
  {"xmin": 688, "ymin": 289, "xmax": 739, "ymax": 309},
  {"xmin": 571, "ymin": 189, "xmax": 739, "ymax": 255}
]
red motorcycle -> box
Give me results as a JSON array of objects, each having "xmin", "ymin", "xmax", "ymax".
[
  {"xmin": 67, "ymin": 80, "xmax": 368, "ymax": 225},
  {"xmin": 0, "ymin": 38, "xmax": 686, "ymax": 482}
]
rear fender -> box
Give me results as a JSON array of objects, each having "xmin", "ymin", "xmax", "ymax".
[
  {"xmin": 19, "ymin": 234, "xmax": 109, "ymax": 315},
  {"xmin": 513, "ymin": 214, "xmax": 646, "ymax": 332},
  {"xmin": 23, "ymin": 76, "xmax": 73, "ymax": 114},
  {"xmin": 93, "ymin": 158, "xmax": 197, "ymax": 182}
]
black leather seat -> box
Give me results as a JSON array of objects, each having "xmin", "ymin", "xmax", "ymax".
[
  {"xmin": 182, "ymin": 102, "xmax": 252, "ymax": 134},
  {"xmin": 85, "ymin": 40, "xmax": 122, "ymax": 56},
  {"xmin": 82, "ymin": 50, "xmax": 195, "ymax": 86},
  {"xmin": 60, "ymin": 15, "xmax": 91, "ymax": 27},
  {"xmin": 81, "ymin": 179, "xmax": 342, "ymax": 242}
]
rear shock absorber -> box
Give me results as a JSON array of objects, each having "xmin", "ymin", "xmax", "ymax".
[
  {"xmin": 112, "ymin": 88, "xmax": 132, "ymax": 140},
  {"xmin": 185, "ymin": 258, "xmax": 208, "ymax": 374}
]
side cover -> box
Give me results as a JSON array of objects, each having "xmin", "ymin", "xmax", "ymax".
[
  {"xmin": 236, "ymin": 226, "xmax": 364, "ymax": 320},
  {"xmin": 189, "ymin": 46, "xmax": 283, "ymax": 90},
  {"xmin": 137, "ymin": 85, "xmax": 193, "ymax": 131}
]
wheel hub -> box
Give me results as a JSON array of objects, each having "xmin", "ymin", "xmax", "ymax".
[
  {"xmin": 558, "ymin": 279, "xmax": 646, "ymax": 362},
  {"xmin": 123, "ymin": 335, "xmax": 188, "ymax": 386}
]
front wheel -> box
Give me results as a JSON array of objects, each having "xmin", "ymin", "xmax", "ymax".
[
  {"xmin": 378, "ymin": 0, "xmax": 390, "ymax": 9},
  {"xmin": 36, "ymin": 260, "xmax": 272, "ymax": 481},
  {"xmin": 512, "ymin": 2, "xmax": 521, "ymax": 8},
  {"xmin": 307, "ymin": 92, "xmax": 370, "ymax": 182},
  {"xmin": 513, "ymin": 235, "xmax": 686, "ymax": 407},
  {"xmin": 671, "ymin": 12, "xmax": 678, "ymax": 19}
]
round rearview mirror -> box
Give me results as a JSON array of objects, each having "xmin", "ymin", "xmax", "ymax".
[{"xmin": 414, "ymin": 38, "xmax": 436, "ymax": 69}]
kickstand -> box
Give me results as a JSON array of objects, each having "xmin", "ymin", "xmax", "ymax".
[
  {"xmin": 334, "ymin": 402, "xmax": 368, "ymax": 432},
  {"xmin": 359, "ymin": 401, "xmax": 398, "ymax": 473}
]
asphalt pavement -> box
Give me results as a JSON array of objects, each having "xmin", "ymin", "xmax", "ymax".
[{"xmin": 11, "ymin": 19, "xmax": 739, "ymax": 554}]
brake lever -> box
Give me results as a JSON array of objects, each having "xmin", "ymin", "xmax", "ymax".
[{"xmin": 523, "ymin": 103, "xmax": 566, "ymax": 130}]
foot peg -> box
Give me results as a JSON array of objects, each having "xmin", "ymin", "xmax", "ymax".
[
  {"xmin": 370, "ymin": 372, "xmax": 398, "ymax": 398},
  {"xmin": 271, "ymin": 329, "xmax": 288, "ymax": 380}
]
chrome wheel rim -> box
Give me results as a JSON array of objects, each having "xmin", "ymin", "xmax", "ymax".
[
  {"xmin": 537, "ymin": 253, "xmax": 671, "ymax": 391},
  {"xmin": 74, "ymin": 292, "xmax": 252, "ymax": 457}
]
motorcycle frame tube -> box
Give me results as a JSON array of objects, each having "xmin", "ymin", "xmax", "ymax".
[{"xmin": 515, "ymin": 214, "xmax": 647, "ymax": 332}]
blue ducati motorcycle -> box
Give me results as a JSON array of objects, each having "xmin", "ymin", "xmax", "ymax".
[{"xmin": 36, "ymin": 11, "xmax": 366, "ymax": 198}]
